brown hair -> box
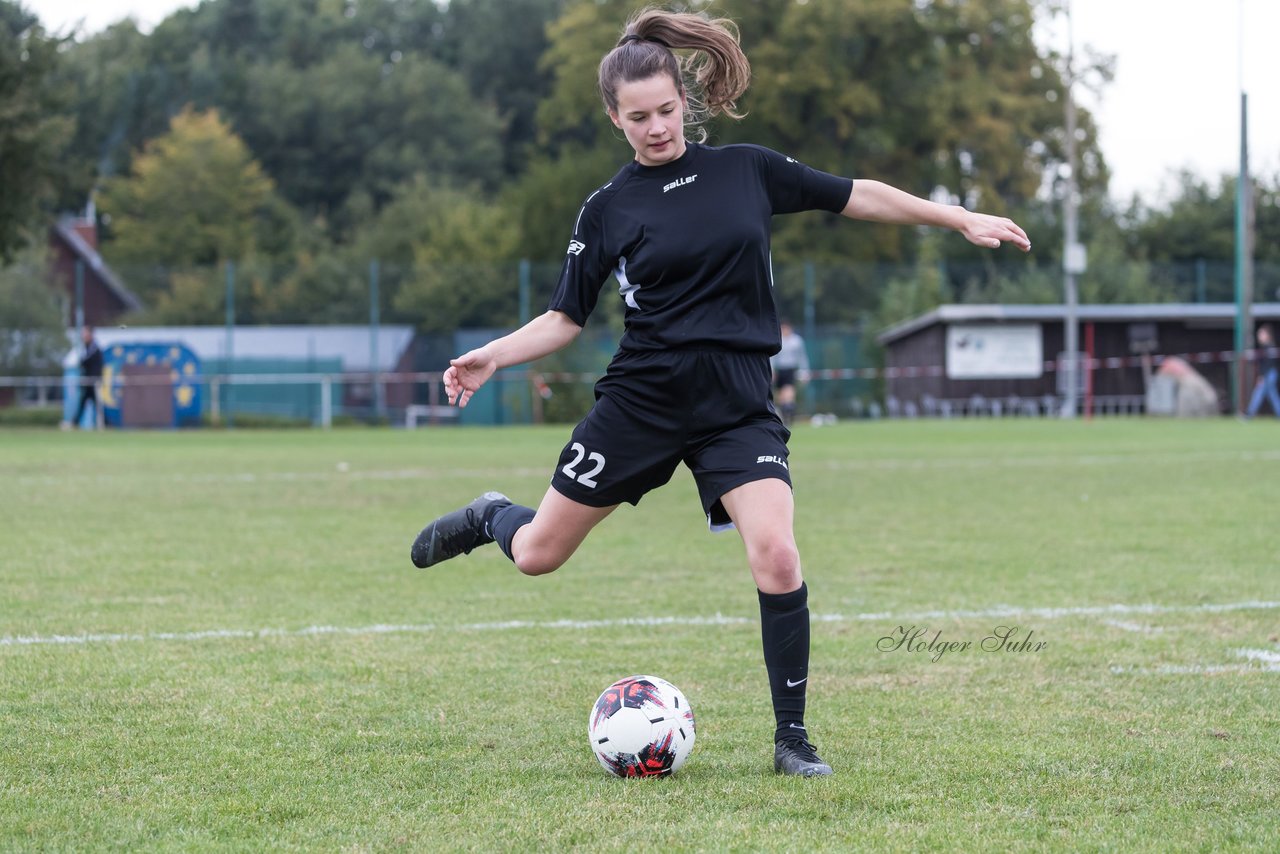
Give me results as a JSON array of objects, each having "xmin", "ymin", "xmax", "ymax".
[{"xmin": 598, "ymin": 8, "xmax": 751, "ymax": 142}]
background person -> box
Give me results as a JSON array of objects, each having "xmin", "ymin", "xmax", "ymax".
[
  {"xmin": 1246, "ymin": 324, "xmax": 1280, "ymax": 418},
  {"xmin": 70, "ymin": 325, "xmax": 103, "ymax": 430},
  {"xmin": 771, "ymin": 320, "xmax": 809, "ymax": 426}
]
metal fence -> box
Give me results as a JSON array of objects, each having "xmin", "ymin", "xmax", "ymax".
[
  {"xmin": 7, "ymin": 339, "xmax": 1276, "ymax": 427},
  {"xmin": 14, "ymin": 253, "xmax": 1280, "ymax": 425}
]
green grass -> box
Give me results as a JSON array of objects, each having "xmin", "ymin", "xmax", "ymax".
[{"xmin": 2, "ymin": 420, "xmax": 1278, "ymax": 851}]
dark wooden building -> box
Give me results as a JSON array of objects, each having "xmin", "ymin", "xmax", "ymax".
[
  {"xmin": 877, "ymin": 304, "xmax": 1280, "ymax": 416},
  {"xmin": 49, "ymin": 216, "xmax": 142, "ymax": 327}
]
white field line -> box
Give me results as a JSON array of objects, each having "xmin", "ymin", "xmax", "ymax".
[
  {"xmin": 3, "ymin": 599, "xmax": 1278, "ymax": 649},
  {"xmin": 818, "ymin": 448, "xmax": 1280, "ymax": 472},
  {"xmin": 8, "ymin": 466, "xmax": 550, "ymax": 488},
  {"xmin": 1100, "ymin": 619, "xmax": 1165, "ymax": 634},
  {"xmin": 1111, "ymin": 649, "xmax": 1280, "ymax": 675},
  {"xmin": 8, "ymin": 448, "xmax": 1280, "ymax": 489},
  {"xmin": 1234, "ymin": 647, "xmax": 1280, "ymax": 664}
]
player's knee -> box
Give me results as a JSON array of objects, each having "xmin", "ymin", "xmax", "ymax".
[
  {"xmin": 749, "ymin": 538, "xmax": 801, "ymax": 588},
  {"xmin": 513, "ymin": 547, "xmax": 565, "ymax": 577}
]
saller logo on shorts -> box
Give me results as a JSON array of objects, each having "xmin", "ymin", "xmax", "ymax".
[
  {"xmin": 566, "ymin": 240, "xmax": 586, "ymax": 256},
  {"xmin": 756, "ymin": 455, "xmax": 788, "ymax": 469}
]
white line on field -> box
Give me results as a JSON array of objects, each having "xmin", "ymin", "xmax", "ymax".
[
  {"xmin": 1234, "ymin": 647, "xmax": 1280, "ymax": 664},
  {"xmin": 1100, "ymin": 619, "xmax": 1165, "ymax": 634},
  {"xmin": 1110, "ymin": 648, "xmax": 1280, "ymax": 675},
  {"xmin": 814, "ymin": 599, "xmax": 1280, "ymax": 622},
  {"xmin": 819, "ymin": 449, "xmax": 1280, "ymax": 472},
  {"xmin": 1111, "ymin": 664, "xmax": 1268, "ymax": 675},
  {"xmin": 8, "ymin": 466, "xmax": 550, "ymax": 488},
  {"xmin": 3, "ymin": 599, "xmax": 1278, "ymax": 649}
]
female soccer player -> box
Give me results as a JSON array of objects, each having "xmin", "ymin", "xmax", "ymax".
[{"xmin": 411, "ymin": 8, "xmax": 1030, "ymax": 777}]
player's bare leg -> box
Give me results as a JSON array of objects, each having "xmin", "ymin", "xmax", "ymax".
[
  {"xmin": 508, "ymin": 486, "xmax": 617, "ymax": 576},
  {"xmin": 721, "ymin": 478, "xmax": 833, "ymax": 777}
]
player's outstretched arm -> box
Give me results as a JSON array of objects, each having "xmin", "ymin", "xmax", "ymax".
[
  {"xmin": 445, "ymin": 310, "xmax": 583, "ymax": 408},
  {"xmin": 840, "ymin": 179, "xmax": 1031, "ymax": 252}
]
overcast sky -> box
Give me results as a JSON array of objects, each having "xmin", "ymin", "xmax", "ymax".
[{"xmin": 26, "ymin": 0, "xmax": 1280, "ymax": 204}]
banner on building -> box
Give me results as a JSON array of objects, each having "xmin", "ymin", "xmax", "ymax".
[{"xmin": 945, "ymin": 324, "xmax": 1043, "ymax": 379}]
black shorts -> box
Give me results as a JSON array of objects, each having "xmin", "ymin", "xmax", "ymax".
[
  {"xmin": 772, "ymin": 367, "xmax": 798, "ymax": 390},
  {"xmin": 551, "ymin": 349, "xmax": 791, "ymax": 529}
]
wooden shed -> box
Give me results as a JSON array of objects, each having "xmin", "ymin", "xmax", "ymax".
[{"xmin": 876, "ymin": 304, "xmax": 1280, "ymax": 416}]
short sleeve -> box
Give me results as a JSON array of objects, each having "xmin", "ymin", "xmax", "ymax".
[
  {"xmin": 749, "ymin": 145, "xmax": 853, "ymax": 215},
  {"xmin": 547, "ymin": 184, "xmax": 616, "ymax": 326}
]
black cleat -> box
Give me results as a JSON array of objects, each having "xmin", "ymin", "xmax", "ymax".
[
  {"xmin": 774, "ymin": 735, "xmax": 834, "ymax": 777},
  {"xmin": 411, "ymin": 492, "xmax": 511, "ymax": 568}
]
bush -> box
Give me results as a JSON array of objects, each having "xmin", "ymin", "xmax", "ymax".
[
  {"xmin": 0, "ymin": 406, "xmax": 62, "ymax": 427},
  {"xmin": 201, "ymin": 412, "xmax": 313, "ymax": 429},
  {"xmin": 330, "ymin": 413, "xmax": 390, "ymax": 428}
]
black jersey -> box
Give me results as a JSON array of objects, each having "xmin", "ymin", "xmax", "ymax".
[{"xmin": 548, "ymin": 143, "xmax": 852, "ymax": 355}]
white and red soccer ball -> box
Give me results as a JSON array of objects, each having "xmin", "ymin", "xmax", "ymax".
[{"xmin": 588, "ymin": 675, "xmax": 696, "ymax": 777}]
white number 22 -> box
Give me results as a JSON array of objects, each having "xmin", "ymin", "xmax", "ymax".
[{"xmin": 562, "ymin": 442, "xmax": 606, "ymax": 488}]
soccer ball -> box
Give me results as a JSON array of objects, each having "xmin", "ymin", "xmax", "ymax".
[{"xmin": 588, "ymin": 675, "xmax": 696, "ymax": 778}]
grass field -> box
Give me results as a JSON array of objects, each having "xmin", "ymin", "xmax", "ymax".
[{"xmin": 3, "ymin": 419, "xmax": 1278, "ymax": 851}]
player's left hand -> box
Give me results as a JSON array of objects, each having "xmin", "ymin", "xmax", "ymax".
[{"xmin": 960, "ymin": 212, "xmax": 1031, "ymax": 252}]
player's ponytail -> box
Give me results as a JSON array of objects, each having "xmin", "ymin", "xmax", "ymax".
[{"xmin": 599, "ymin": 7, "xmax": 751, "ymax": 142}]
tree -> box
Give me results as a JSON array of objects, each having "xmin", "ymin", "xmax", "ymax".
[
  {"xmin": 874, "ymin": 232, "xmax": 953, "ymax": 329},
  {"xmin": 99, "ymin": 106, "xmax": 275, "ymax": 271},
  {"xmin": 58, "ymin": 0, "xmax": 500, "ymax": 244},
  {"xmin": 531, "ymin": 0, "xmax": 634, "ymax": 157},
  {"xmin": 440, "ymin": 0, "xmax": 567, "ymax": 176},
  {"xmin": 383, "ymin": 178, "xmax": 522, "ymax": 331},
  {"xmin": 0, "ymin": 246, "xmax": 66, "ymax": 375},
  {"xmin": 237, "ymin": 43, "xmax": 506, "ymax": 234},
  {"xmin": 0, "ymin": 2, "xmax": 74, "ymax": 261},
  {"xmin": 250, "ymin": 249, "xmax": 369, "ymax": 325},
  {"xmin": 97, "ymin": 106, "xmax": 279, "ymax": 322},
  {"xmin": 739, "ymin": 0, "xmax": 1102, "ymax": 263},
  {"xmin": 1126, "ymin": 171, "xmax": 1280, "ymax": 302},
  {"xmin": 55, "ymin": 20, "xmax": 171, "ymax": 203}
]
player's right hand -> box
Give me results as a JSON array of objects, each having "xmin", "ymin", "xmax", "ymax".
[{"xmin": 444, "ymin": 348, "xmax": 498, "ymax": 408}]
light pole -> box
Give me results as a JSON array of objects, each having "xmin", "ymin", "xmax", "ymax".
[
  {"xmin": 1060, "ymin": 0, "xmax": 1085, "ymax": 419},
  {"xmin": 1232, "ymin": 0, "xmax": 1253, "ymax": 414}
]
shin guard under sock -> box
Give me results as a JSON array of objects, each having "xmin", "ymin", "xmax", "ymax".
[
  {"xmin": 486, "ymin": 503, "xmax": 535, "ymax": 562},
  {"xmin": 758, "ymin": 582, "xmax": 811, "ymax": 742}
]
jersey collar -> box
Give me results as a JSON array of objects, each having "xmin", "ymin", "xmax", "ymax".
[{"xmin": 629, "ymin": 142, "xmax": 699, "ymax": 178}]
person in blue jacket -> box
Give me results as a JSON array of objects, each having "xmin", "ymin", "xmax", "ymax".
[{"xmin": 1246, "ymin": 324, "xmax": 1280, "ymax": 417}]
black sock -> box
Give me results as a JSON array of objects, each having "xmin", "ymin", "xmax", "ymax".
[
  {"xmin": 486, "ymin": 503, "xmax": 535, "ymax": 562},
  {"xmin": 758, "ymin": 582, "xmax": 810, "ymax": 743}
]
